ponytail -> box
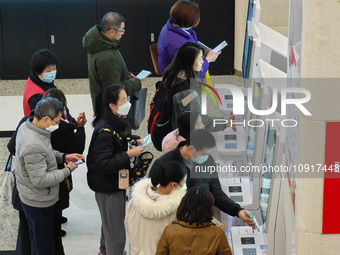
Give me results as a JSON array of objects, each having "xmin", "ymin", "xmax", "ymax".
[
  {"xmin": 151, "ymin": 165, "xmax": 165, "ymax": 187},
  {"xmin": 150, "ymin": 161, "xmax": 187, "ymax": 187}
]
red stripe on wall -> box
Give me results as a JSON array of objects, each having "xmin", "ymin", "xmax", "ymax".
[{"xmin": 323, "ymin": 122, "xmax": 340, "ymax": 234}]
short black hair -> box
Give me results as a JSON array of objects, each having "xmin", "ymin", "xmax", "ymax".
[
  {"xmin": 176, "ymin": 186, "xmax": 214, "ymax": 226},
  {"xmin": 186, "ymin": 129, "xmax": 216, "ymax": 151},
  {"xmin": 100, "ymin": 12, "xmax": 126, "ymax": 33},
  {"xmin": 177, "ymin": 111, "xmax": 201, "ymax": 140},
  {"xmin": 30, "ymin": 49, "xmax": 57, "ymax": 75}
]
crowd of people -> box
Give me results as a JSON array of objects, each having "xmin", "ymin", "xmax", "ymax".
[{"xmin": 7, "ymin": 1, "xmax": 256, "ymax": 255}]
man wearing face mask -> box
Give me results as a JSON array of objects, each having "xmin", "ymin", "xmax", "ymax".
[
  {"xmin": 23, "ymin": 49, "xmax": 58, "ymax": 116},
  {"xmin": 8, "ymin": 89, "xmax": 87, "ymax": 255},
  {"xmin": 149, "ymin": 129, "xmax": 257, "ymax": 229},
  {"xmin": 15, "ymin": 97, "xmax": 85, "ymax": 255},
  {"xmin": 83, "ymin": 12, "xmax": 142, "ymax": 111}
]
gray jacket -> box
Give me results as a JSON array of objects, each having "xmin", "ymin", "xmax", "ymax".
[{"xmin": 15, "ymin": 120, "xmax": 70, "ymax": 208}]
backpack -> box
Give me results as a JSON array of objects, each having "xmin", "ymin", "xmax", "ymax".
[{"xmin": 147, "ymin": 81, "xmax": 173, "ymax": 151}]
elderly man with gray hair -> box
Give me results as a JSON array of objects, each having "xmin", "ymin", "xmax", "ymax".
[{"xmin": 15, "ymin": 97, "xmax": 84, "ymax": 255}]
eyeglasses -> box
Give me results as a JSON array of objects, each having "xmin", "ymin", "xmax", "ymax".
[
  {"xmin": 112, "ymin": 28, "xmax": 125, "ymax": 34},
  {"xmin": 49, "ymin": 117, "xmax": 60, "ymax": 125}
]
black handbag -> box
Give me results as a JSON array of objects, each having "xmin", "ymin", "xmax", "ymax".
[
  {"xmin": 127, "ymin": 88, "xmax": 147, "ymax": 130},
  {"xmin": 98, "ymin": 128, "xmax": 154, "ymax": 185}
]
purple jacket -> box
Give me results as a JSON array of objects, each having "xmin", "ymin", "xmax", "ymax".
[{"xmin": 157, "ymin": 18, "xmax": 209, "ymax": 79}]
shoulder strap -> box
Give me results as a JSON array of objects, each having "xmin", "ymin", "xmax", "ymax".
[
  {"xmin": 4, "ymin": 154, "xmax": 13, "ymax": 172},
  {"xmin": 170, "ymin": 79, "xmax": 193, "ymax": 96},
  {"xmin": 98, "ymin": 128, "xmax": 124, "ymax": 143}
]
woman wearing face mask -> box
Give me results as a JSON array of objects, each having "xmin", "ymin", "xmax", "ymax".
[
  {"xmin": 87, "ymin": 85, "xmax": 144, "ymax": 255},
  {"xmin": 125, "ymin": 161, "xmax": 187, "ymax": 255},
  {"xmin": 163, "ymin": 42, "xmax": 231, "ymax": 132},
  {"xmin": 157, "ymin": 0, "xmax": 220, "ymax": 78},
  {"xmin": 23, "ymin": 49, "xmax": 58, "ymax": 116},
  {"xmin": 162, "ymin": 110, "xmax": 205, "ymax": 154}
]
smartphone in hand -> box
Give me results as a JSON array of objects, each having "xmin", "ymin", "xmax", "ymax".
[{"xmin": 72, "ymin": 159, "xmax": 85, "ymax": 165}]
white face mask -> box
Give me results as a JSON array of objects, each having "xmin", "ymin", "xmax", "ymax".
[
  {"xmin": 46, "ymin": 124, "xmax": 59, "ymax": 133},
  {"xmin": 42, "ymin": 70, "xmax": 57, "ymax": 83},
  {"xmin": 115, "ymin": 101, "xmax": 131, "ymax": 116},
  {"xmin": 191, "ymin": 150, "xmax": 209, "ymax": 164}
]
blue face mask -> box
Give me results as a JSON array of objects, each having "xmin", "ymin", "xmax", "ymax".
[
  {"xmin": 182, "ymin": 27, "xmax": 191, "ymax": 31},
  {"xmin": 42, "ymin": 70, "xmax": 57, "ymax": 83},
  {"xmin": 191, "ymin": 151, "xmax": 209, "ymax": 164}
]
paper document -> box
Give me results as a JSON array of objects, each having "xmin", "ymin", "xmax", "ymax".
[
  {"xmin": 197, "ymin": 41, "xmax": 210, "ymax": 53},
  {"xmin": 137, "ymin": 70, "xmax": 152, "ymax": 79},
  {"xmin": 212, "ymin": 40, "xmax": 228, "ymax": 52},
  {"xmin": 197, "ymin": 40, "xmax": 228, "ymax": 53}
]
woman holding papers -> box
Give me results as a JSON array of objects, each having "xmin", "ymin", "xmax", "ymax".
[
  {"xmin": 157, "ymin": 0, "xmax": 220, "ymax": 78},
  {"xmin": 163, "ymin": 42, "xmax": 231, "ymax": 131}
]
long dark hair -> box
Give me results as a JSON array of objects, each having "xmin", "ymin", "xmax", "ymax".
[
  {"xmin": 176, "ymin": 186, "xmax": 214, "ymax": 226},
  {"xmin": 162, "ymin": 42, "xmax": 204, "ymax": 91},
  {"xmin": 150, "ymin": 161, "xmax": 187, "ymax": 187},
  {"xmin": 93, "ymin": 84, "xmax": 124, "ymax": 126}
]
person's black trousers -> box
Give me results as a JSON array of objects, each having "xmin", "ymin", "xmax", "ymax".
[{"xmin": 20, "ymin": 202, "xmax": 55, "ymax": 255}]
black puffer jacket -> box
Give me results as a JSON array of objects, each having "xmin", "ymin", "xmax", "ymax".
[{"xmin": 87, "ymin": 111, "xmax": 131, "ymax": 193}]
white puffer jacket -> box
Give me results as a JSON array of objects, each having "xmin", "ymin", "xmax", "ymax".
[{"xmin": 125, "ymin": 178, "xmax": 186, "ymax": 255}]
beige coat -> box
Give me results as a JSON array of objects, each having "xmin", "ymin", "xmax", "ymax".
[
  {"xmin": 156, "ymin": 220, "xmax": 232, "ymax": 255},
  {"xmin": 125, "ymin": 178, "xmax": 186, "ymax": 255}
]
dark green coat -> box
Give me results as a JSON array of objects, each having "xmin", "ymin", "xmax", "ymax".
[{"xmin": 83, "ymin": 25, "xmax": 141, "ymax": 110}]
